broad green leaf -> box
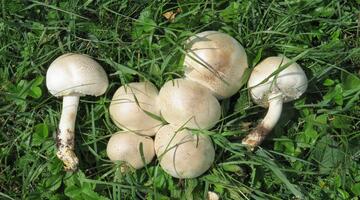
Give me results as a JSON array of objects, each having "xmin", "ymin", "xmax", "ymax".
[
  {"xmin": 48, "ymin": 159, "xmax": 63, "ymax": 175},
  {"xmin": 29, "ymin": 86, "xmax": 42, "ymax": 98},
  {"xmin": 323, "ymin": 79, "xmax": 335, "ymax": 86},
  {"xmin": 314, "ymin": 7, "xmax": 335, "ymax": 17},
  {"xmin": 312, "ymin": 135, "xmax": 344, "ymax": 173},
  {"xmin": 64, "ymin": 185, "xmax": 82, "ymax": 199},
  {"xmin": 32, "ymin": 123, "xmax": 49, "ymax": 146},
  {"xmin": 342, "ymin": 73, "xmax": 360, "ymax": 91},
  {"xmin": 45, "ymin": 174, "xmax": 63, "ymax": 191},
  {"xmin": 351, "ymin": 182, "xmax": 360, "ymax": 196},
  {"xmin": 323, "ymin": 84, "xmax": 343, "ymax": 106},
  {"xmin": 82, "ymin": 188, "xmax": 109, "ymax": 200},
  {"xmin": 331, "ymin": 115, "xmax": 351, "ymax": 130},
  {"xmin": 220, "ymin": 2, "xmax": 240, "ymax": 23}
]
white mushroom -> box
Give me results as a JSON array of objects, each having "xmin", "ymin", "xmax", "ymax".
[
  {"xmin": 106, "ymin": 131, "xmax": 155, "ymax": 169},
  {"xmin": 242, "ymin": 56, "xmax": 307, "ymax": 150},
  {"xmin": 158, "ymin": 78, "xmax": 221, "ymax": 130},
  {"xmin": 184, "ymin": 31, "xmax": 248, "ymax": 99},
  {"xmin": 207, "ymin": 191, "xmax": 220, "ymax": 200},
  {"xmin": 109, "ymin": 82, "xmax": 161, "ymax": 136},
  {"xmin": 46, "ymin": 53, "xmax": 108, "ymax": 171},
  {"xmin": 154, "ymin": 125, "xmax": 215, "ymax": 178}
]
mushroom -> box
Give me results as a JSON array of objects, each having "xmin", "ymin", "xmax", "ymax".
[
  {"xmin": 207, "ymin": 191, "xmax": 220, "ymax": 200},
  {"xmin": 158, "ymin": 78, "xmax": 221, "ymax": 130},
  {"xmin": 184, "ymin": 31, "xmax": 248, "ymax": 99},
  {"xmin": 242, "ymin": 56, "xmax": 307, "ymax": 149},
  {"xmin": 109, "ymin": 82, "xmax": 161, "ymax": 136},
  {"xmin": 46, "ymin": 53, "xmax": 108, "ymax": 171},
  {"xmin": 106, "ymin": 131, "xmax": 155, "ymax": 169},
  {"xmin": 154, "ymin": 124, "xmax": 215, "ymax": 178}
]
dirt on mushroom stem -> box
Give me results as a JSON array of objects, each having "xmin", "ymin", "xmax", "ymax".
[{"xmin": 55, "ymin": 95, "xmax": 80, "ymax": 171}]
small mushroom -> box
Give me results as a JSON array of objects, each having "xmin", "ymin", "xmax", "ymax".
[
  {"xmin": 184, "ymin": 31, "xmax": 248, "ymax": 99},
  {"xmin": 242, "ymin": 56, "xmax": 307, "ymax": 150},
  {"xmin": 154, "ymin": 125, "xmax": 215, "ymax": 178},
  {"xmin": 207, "ymin": 191, "xmax": 220, "ymax": 200},
  {"xmin": 106, "ymin": 131, "xmax": 155, "ymax": 169},
  {"xmin": 109, "ymin": 82, "xmax": 161, "ymax": 136},
  {"xmin": 158, "ymin": 78, "xmax": 221, "ymax": 130},
  {"xmin": 46, "ymin": 53, "xmax": 108, "ymax": 171}
]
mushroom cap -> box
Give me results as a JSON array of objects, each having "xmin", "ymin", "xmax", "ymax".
[
  {"xmin": 106, "ymin": 131, "xmax": 155, "ymax": 169},
  {"xmin": 46, "ymin": 53, "xmax": 109, "ymax": 97},
  {"xmin": 154, "ymin": 125, "xmax": 215, "ymax": 178},
  {"xmin": 158, "ymin": 78, "xmax": 221, "ymax": 130},
  {"xmin": 184, "ymin": 31, "xmax": 248, "ymax": 99},
  {"xmin": 109, "ymin": 82, "xmax": 162, "ymax": 136},
  {"xmin": 248, "ymin": 56, "xmax": 308, "ymax": 107}
]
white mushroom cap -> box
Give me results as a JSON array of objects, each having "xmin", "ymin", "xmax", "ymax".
[
  {"xmin": 46, "ymin": 53, "xmax": 109, "ymax": 97},
  {"xmin": 109, "ymin": 82, "xmax": 162, "ymax": 136},
  {"xmin": 158, "ymin": 78, "xmax": 221, "ymax": 130},
  {"xmin": 106, "ymin": 131, "xmax": 155, "ymax": 169},
  {"xmin": 184, "ymin": 31, "xmax": 248, "ymax": 99},
  {"xmin": 154, "ymin": 125, "xmax": 215, "ymax": 178},
  {"xmin": 248, "ymin": 56, "xmax": 308, "ymax": 107}
]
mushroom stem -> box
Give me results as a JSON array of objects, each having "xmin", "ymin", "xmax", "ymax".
[
  {"xmin": 57, "ymin": 95, "xmax": 80, "ymax": 171},
  {"xmin": 242, "ymin": 93, "xmax": 283, "ymax": 150}
]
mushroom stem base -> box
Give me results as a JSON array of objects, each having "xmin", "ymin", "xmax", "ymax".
[
  {"xmin": 56, "ymin": 145, "xmax": 79, "ymax": 171},
  {"xmin": 242, "ymin": 94, "xmax": 283, "ymax": 150},
  {"xmin": 57, "ymin": 95, "xmax": 80, "ymax": 171}
]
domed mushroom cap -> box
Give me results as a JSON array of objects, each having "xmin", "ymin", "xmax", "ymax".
[
  {"xmin": 109, "ymin": 82, "xmax": 162, "ymax": 136},
  {"xmin": 158, "ymin": 78, "xmax": 221, "ymax": 130},
  {"xmin": 46, "ymin": 53, "xmax": 109, "ymax": 97},
  {"xmin": 106, "ymin": 131, "xmax": 155, "ymax": 169},
  {"xmin": 248, "ymin": 56, "xmax": 308, "ymax": 107},
  {"xmin": 184, "ymin": 31, "xmax": 248, "ymax": 99},
  {"xmin": 154, "ymin": 125, "xmax": 215, "ymax": 178}
]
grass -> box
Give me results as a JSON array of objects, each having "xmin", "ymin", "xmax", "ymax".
[{"xmin": 0, "ymin": 0, "xmax": 359, "ymax": 199}]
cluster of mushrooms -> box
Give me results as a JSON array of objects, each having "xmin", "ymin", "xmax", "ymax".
[{"xmin": 46, "ymin": 31, "xmax": 308, "ymax": 179}]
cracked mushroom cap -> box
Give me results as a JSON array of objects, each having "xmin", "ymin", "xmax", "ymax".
[
  {"xmin": 46, "ymin": 53, "xmax": 108, "ymax": 97},
  {"xmin": 154, "ymin": 125, "xmax": 215, "ymax": 178},
  {"xmin": 248, "ymin": 56, "xmax": 308, "ymax": 107},
  {"xmin": 158, "ymin": 78, "xmax": 221, "ymax": 130},
  {"xmin": 106, "ymin": 131, "xmax": 155, "ymax": 169},
  {"xmin": 184, "ymin": 31, "xmax": 248, "ymax": 99},
  {"xmin": 109, "ymin": 82, "xmax": 161, "ymax": 136}
]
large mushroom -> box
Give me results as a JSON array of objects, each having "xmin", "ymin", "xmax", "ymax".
[
  {"xmin": 158, "ymin": 78, "xmax": 221, "ymax": 130},
  {"xmin": 242, "ymin": 56, "xmax": 308, "ymax": 150},
  {"xmin": 109, "ymin": 82, "xmax": 161, "ymax": 136},
  {"xmin": 154, "ymin": 125, "xmax": 215, "ymax": 178},
  {"xmin": 184, "ymin": 31, "xmax": 248, "ymax": 99},
  {"xmin": 46, "ymin": 53, "xmax": 108, "ymax": 171},
  {"xmin": 106, "ymin": 131, "xmax": 155, "ymax": 169}
]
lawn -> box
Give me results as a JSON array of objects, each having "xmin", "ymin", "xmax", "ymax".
[{"xmin": 0, "ymin": 0, "xmax": 359, "ymax": 199}]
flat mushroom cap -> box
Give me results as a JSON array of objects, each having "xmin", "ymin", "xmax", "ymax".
[
  {"xmin": 46, "ymin": 53, "xmax": 109, "ymax": 97},
  {"xmin": 154, "ymin": 125, "xmax": 215, "ymax": 178},
  {"xmin": 158, "ymin": 78, "xmax": 221, "ymax": 130},
  {"xmin": 106, "ymin": 131, "xmax": 155, "ymax": 169},
  {"xmin": 184, "ymin": 31, "xmax": 248, "ymax": 99},
  {"xmin": 109, "ymin": 82, "xmax": 162, "ymax": 136},
  {"xmin": 248, "ymin": 56, "xmax": 308, "ymax": 107}
]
